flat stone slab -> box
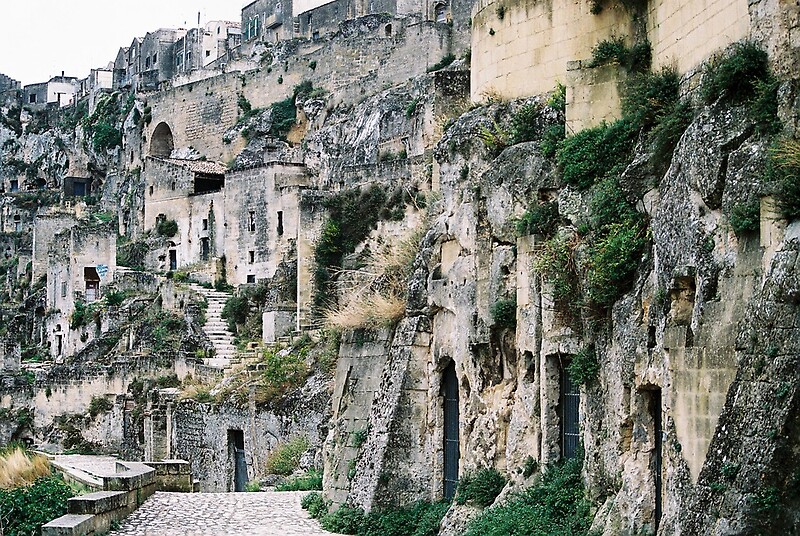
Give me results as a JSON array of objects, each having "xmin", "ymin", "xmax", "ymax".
[
  {"xmin": 68, "ymin": 490, "xmax": 129, "ymax": 515},
  {"xmin": 42, "ymin": 514, "xmax": 95, "ymax": 536},
  {"xmin": 110, "ymin": 491, "xmax": 333, "ymax": 536}
]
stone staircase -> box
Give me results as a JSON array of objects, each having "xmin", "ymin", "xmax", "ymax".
[{"xmin": 189, "ymin": 284, "xmax": 237, "ymax": 370}]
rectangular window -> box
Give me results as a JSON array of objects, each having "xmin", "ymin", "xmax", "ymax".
[
  {"xmin": 248, "ymin": 251, "xmax": 254, "ymax": 264},
  {"xmin": 61, "ymin": 281, "xmax": 67, "ymax": 298},
  {"xmin": 9, "ymin": 179, "xmax": 18, "ymax": 192},
  {"xmin": 29, "ymin": 94, "xmax": 36, "ymax": 104},
  {"xmin": 277, "ymin": 211, "xmax": 284, "ymax": 236},
  {"xmin": 202, "ymin": 218, "xmax": 208, "ymax": 230},
  {"xmin": 206, "ymin": 50, "xmax": 211, "ymax": 57},
  {"xmin": 249, "ymin": 211, "xmax": 256, "ymax": 233},
  {"xmin": 247, "ymin": 275, "xmax": 256, "ymax": 284},
  {"xmin": 153, "ymin": 53, "xmax": 157, "ymax": 63}
]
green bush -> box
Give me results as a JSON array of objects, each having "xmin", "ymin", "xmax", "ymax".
[
  {"xmin": 540, "ymin": 124, "xmax": 565, "ymax": 159},
  {"xmin": 702, "ymin": 42, "xmax": 771, "ymax": 104},
  {"xmin": 568, "ymin": 346, "xmax": 600, "ymax": 385},
  {"xmin": 490, "ymin": 299, "xmax": 516, "ymax": 330},
  {"xmin": 0, "ymin": 476, "xmax": 74, "ymax": 536},
  {"xmin": 586, "ymin": 219, "xmax": 647, "ymax": 307},
  {"xmin": 245, "ymin": 480, "xmax": 261, "ymax": 492},
  {"xmin": 265, "ymin": 436, "xmax": 310, "ymax": 476},
  {"xmin": 517, "ymin": 201, "xmax": 559, "ymax": 237},
  {"xmin": 455, "ymin": 468, "xmax": 506, "ymax": 508},
  {"xmin": 104, "ymin": 290, "xmax": 126, "ymax": 307},
  {"xmin": 301, "ymin": 491, "xmax": 329, "ymax": 519},
  {"xmin": 547, "ymin": 82, "xmax": 566, "ymax": 113},
  {"xmin": 649, "ymin": 100, "xmax": 694, "ymax": 171},
  {"xmin": 156, "ymin": 219, "xmax": 178, "ymax": 238},
  {"xmin": 509, "ymin": 103, "xmax": 541, "ymax": 145},
  {"xmin": 533, "ymin": 234, "xmax": 579, "ymax": 302},
  {"xmin": 277, "ymin": 469, "xmax": 323, "ymax": 491},
  {"xmin": 556, "ymin": 119, "xmax": 637, "ymax": 190},
  {"xmin": 729, "ymin": 200, "xmax": 761, "ymax": 235},
  {"xmin": 591, "ymin": 37, "xmax": 651, "ymax": 72},
  {"xmin": 221, "ymin": 294, "xmax": 250, "ymax": 332},
  {"xmin": 87, "ymin": 395, "xmax": 113, "ymax": 418},
  {"xmin": 359, "ymin": 501, "xmax": 450, "ymax": 536},
  {"xmin": 588, "ymin": 177, "xmax": 637, "ymax": 230},
  {"xmin": 768, "ymin": 139, "xmax": 800, "ymax": 220},
  {"xmin": 463, "ymin": 457, "xmax": 591, "ymax": 536},
  {"xmin": 622, "ymin": 67, "xmax": 680, "ymax": 131},
  {"xmin": 322, "ymin": 505, "xmax": 366, "ymax": 534}
]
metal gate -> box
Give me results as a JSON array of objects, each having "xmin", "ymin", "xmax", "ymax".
[
  {"xmin": 560, "ymin": 361, "xmax": 580, "ymax": 460},
  {"xmin": 442, "ymin": 362, "xmax": 459, "ymax": 500}
]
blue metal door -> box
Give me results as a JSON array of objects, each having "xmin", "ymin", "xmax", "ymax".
[{"xmin": 442, "ymin": 362, "xmax": 459, "ymax": 500}]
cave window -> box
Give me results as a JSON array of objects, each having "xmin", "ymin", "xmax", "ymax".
[
  {"xmin": 202, "ymin": 218, "xmax": 208, "ymax": 230},
  {"xmin": 61, "ymin": 281, "xmax": 67, "ymax": 298},
  {"xmin": 29, "ymin": 94, "xmax": 36, "ymax": 104},
  {"xmin": 13, "ymin": 215, "xmax": 21, "ymax": 232},
  {"xmin": 10, "ymin": 180, "xmax": 18, "ymax": 193},
  {"xmin": 385, "ymin": 24, "xmax": 392, "ymax": 37},
  {"xmin": 149, "ymin": 185, "xmax": 154, "ymax": 196},
  {"xmin": 171, "ymin": 181, "xmax": 176, "ymax": 191}
]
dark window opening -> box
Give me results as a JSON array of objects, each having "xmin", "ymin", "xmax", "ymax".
[
  {"xmin": 13, "ymin": 215, "xmax": 21, "ymax": 232},
  {"xmin": 29, "ymin": 94, "xmax": 36, "ymax": 104},
  {"xmin": 149, "ymin": 185, "xmax": 154, "ymax": 196},
  {"xmin": 169, "ymin": 250, "xmax": 177, "ymax": 271},
  {"xmin": 10, "ymin": 180, "xmax": 18, "ymax": 193},
  {"xmin": 171, "ymin": 181, "xmax": 176, "ymax": 191},
  {"xmin": 435, "ymin": 3, "xmax": 447, "ymax": 23},
  {"xmin": 194, "ymin": 174, "xmax": 225, "ymax": 195},
  {"xmin": 442, "ymin": 361, "xmax": 459, "ymax": 500},
  {"xmin": 248, "ymin": 251, "xmax": 254, "ymax": 264},
  {"xmin": 201, "ymin": 238, "xmax": 210, "ymax": 261},
  {"xmin": 249, "ymin": 211, "xmax": 256, "ymax": 233},
  {"xmin": 61, "ymin": 281, "xmax": 67, "ymax": 298},
  {"xmin": 202, "ymin": 218, "xmax": 208, "ymax": 230},
  {"xmin": 559, "ymin": 358, "xmax": 580, "ymax": 460},
  {"xmin": 247, "ymin": 274, "xmax": 256, "ymax": 284},
  {"xmin": 385, "ymin": 24, "xmax": 392, "ymax": 37},
  {"xmin": 277, "ymin": 211, "xmax": 284, "ymax": 236}
]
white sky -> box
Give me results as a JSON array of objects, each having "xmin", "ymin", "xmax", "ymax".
[{"xmin": 0, "ymin": 1, "xmax": 243, "ymax": 86}]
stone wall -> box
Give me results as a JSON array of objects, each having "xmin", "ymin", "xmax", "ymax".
[
  {"xmin": 167, "ymin": 377, "xmax": 329, "ymax": 492},
  {"xmin": 146, "ymin": 15, "xmax": 453, "ymax": 162}
]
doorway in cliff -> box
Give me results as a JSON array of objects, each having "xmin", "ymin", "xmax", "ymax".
[
  {"xmin": 559, "ymin": 359, "xmax": 580, "ymax": 459},
  {"xmin": 228, "ymin": 429, "xmax": 247, "ymax": 492},
  {"xmin": 645, "ymin": 388, "xmax": 663, "ymax": 530},
  {"xmin": 442, "ymin": 362, "xmax": 459, "ymax": 500}
]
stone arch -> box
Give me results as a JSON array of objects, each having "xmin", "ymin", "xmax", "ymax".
[
  {"xmin": 434, "ymin": 2, "xmax": 448, "ymax": 23},
  {"xmin": 150, "ymin": 122, "xmax": 174, "ymax": 157}
]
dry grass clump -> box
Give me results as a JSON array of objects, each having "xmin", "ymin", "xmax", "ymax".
[
  {"xmin": 0, "ymin": 447, "xmax": 51, "ymax": 489},
  {"xmin": 323, "ymin": 228, "xmax": 423, "ymax": 329}
]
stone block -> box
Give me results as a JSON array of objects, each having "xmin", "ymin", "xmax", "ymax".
[
  {"xmin": 41, "ymin": 514, "xmax": 95, "ymax": 536},
  {"xmin": 68, "ymin": 491, "xmax": 129, "ymax": 515}
]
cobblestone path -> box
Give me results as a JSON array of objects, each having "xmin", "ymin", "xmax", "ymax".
[{"xmin": 110, "ymin": 491, "xmax": 333, "ymax": 535}]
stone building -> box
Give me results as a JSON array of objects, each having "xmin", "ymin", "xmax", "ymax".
[
  {"xmin": 173, "ymin": 21, "xmax": 242, "ymax": 75},
  {"xmin": 137, "ymin": 29, "xmax": 187, "ymax": 91},
  {"xmin": 44, "ymin": 219, "xmax": 116, "ymax": 360},
  {"xmin": 22, "ymin": 75, "xmax": 78, "ymax": 110},
  {"xmin": 0, "ymin": 73, "xmax": 20, "ymax": 94}
]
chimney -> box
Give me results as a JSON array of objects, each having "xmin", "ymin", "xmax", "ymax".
[
  {"xmin": 198, "ymin": 12, "xmax": 201, "ymax": 26},
  {"xmin": 61, "ymin": 70, "xmax": 64, "ymax": 79}
]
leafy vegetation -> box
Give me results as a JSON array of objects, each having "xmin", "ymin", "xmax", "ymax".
[
  {"xmin": 427, "ymin": 54, "xmax": 456, "ymax": 73},
  {"xmin": 556, "ymin": 119, "xmax": 637, "ymax": 190},
  {"xmin": 316, "ymin": 501, "xmax": 449, "ymax": 536},
  {"xmin": 590, "ymin": 36, "xmax": 651, "ymax": 72},
  {"xmin": 455, "ymin": 468, "xmax": 506, "ymax": 508},
  {"xmin": 703, "ymin": 42, "xmax": 770, "ymax": 105},
  {"xmin": 265, "ymin": 436, "xmax": 310, "ymax": 476},
  {"xmin": 533, "ymin": 233, "xmax": 580, "ymax": 302},
  {"xmin": 0, "ymin": 475, "xmax": 74, "ymax": 536},
  {"xmin": 490, "ymin": 299, "xmax": 516, "ymax": 330},
  {"xmin": 82, "ymin": 92, "xmax": 130, "ymax": 152},
  {"xmin": 585, "ymin": 219, "xmax": 647, "ymax": 307},
  {"xmin": 567, "ymin": 346, "xmax": 600, "ymax": 385},
  {"xmin": 87, "ymin": 395, "xmax": 113, "ymax": 418},
  {"xmin": 156, "ymin": 218, "xmax": 178, "ymax": 238},
  {"xmin": 729, "ymin": 199, "xmax": 761, "ymax": 235},
  {"xmin": 463, "ymin": 457, "xmax": 591, "ymax": 536},
  {"xmin": 516, "ymin": 201, "xmax": 559, "ymax": 237},
  {"xmin": 276, "ymin": 469, "xmax": 323, "ymax": 491},
  {"xmin": 768, "ymin": 139, "xmax": 800, "ymax": 220}
]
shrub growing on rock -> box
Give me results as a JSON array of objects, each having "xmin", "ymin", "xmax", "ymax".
[
  {"xmin": 455, "ymin": 467, "xmax": 506, "ymax": 508},
  {"xmin": 265, "ymin": 436, "xmax": 310, "ymax": 476}
]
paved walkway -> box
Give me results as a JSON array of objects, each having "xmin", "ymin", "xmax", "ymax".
[{"xmin": 110, "ymin": 491, "xmax": 334, "ymax": 536}]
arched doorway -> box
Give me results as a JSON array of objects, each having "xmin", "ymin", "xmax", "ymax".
[
  {"xmin": 442, "ymin": 362, "xmax": 459, "ymax": 499},
  {"xmin": 150, "ymin": 122, "xmax": 174, "ymax": 157}
]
